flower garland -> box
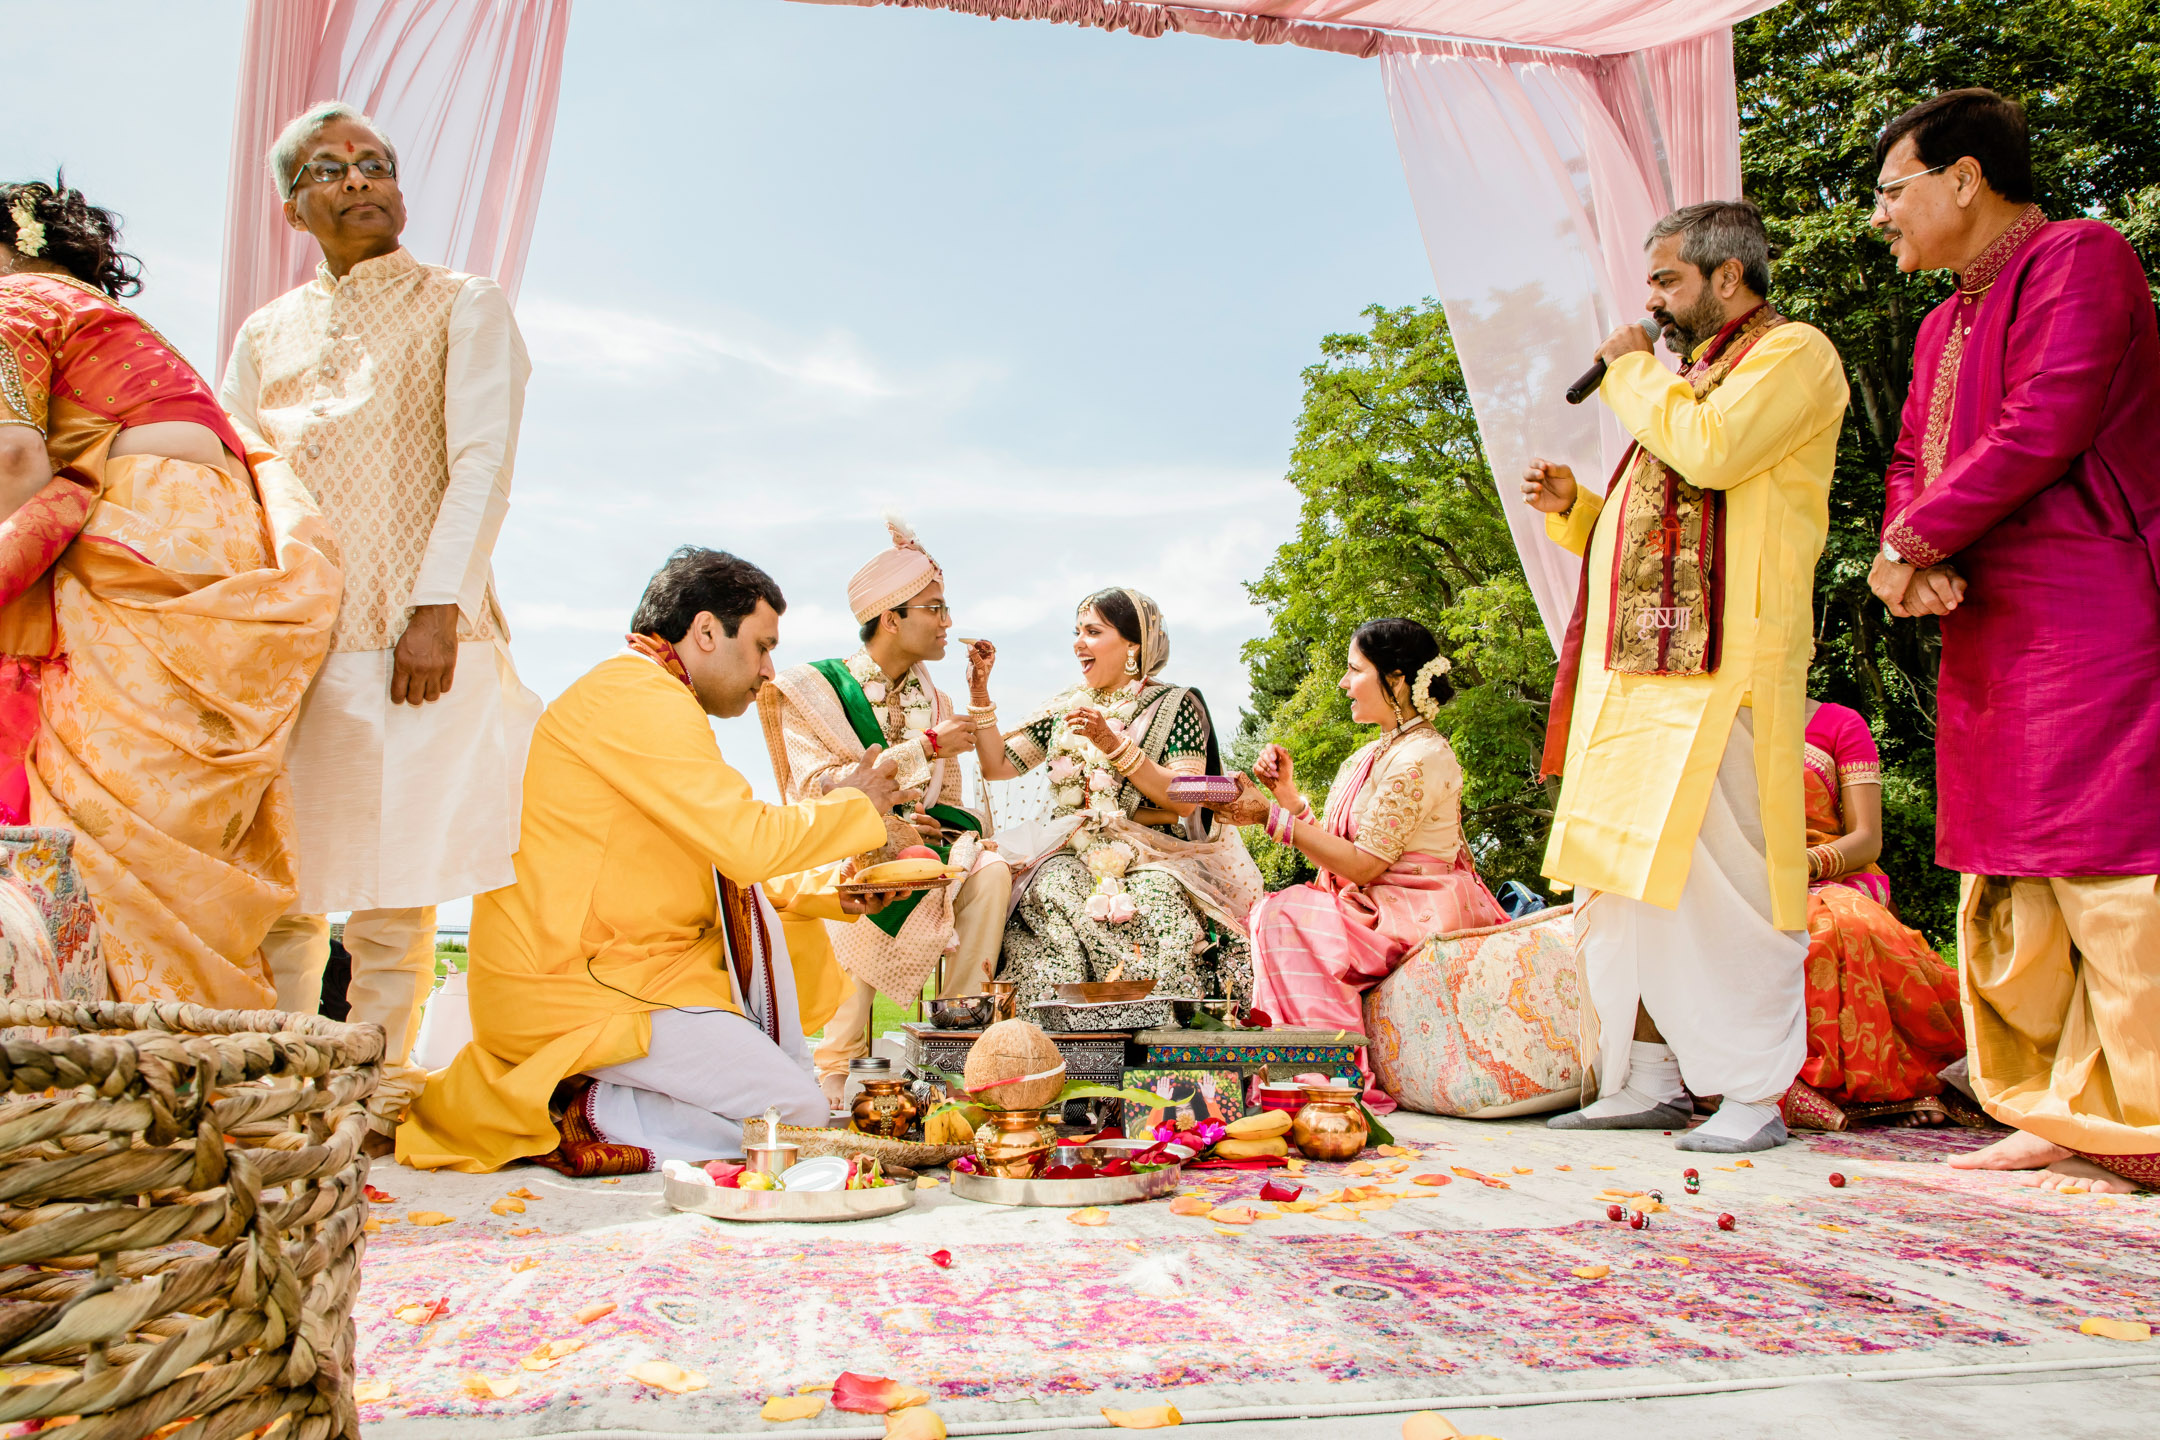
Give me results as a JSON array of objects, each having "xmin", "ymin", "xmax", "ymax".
[
  {"xmin": 1042, "ymin": 682, "xmax": 1150, "ymax": 925},
  {"xmin": 8, "ymin": 197, "xmax": 45, "ymax": 260},
  {"xmin": 1411, "ymin": 654, "xmax": 1452, "ymax": 723},
  {"xmin": 847, "ymin": 648, "xmax": 935, "ymax": 743}
]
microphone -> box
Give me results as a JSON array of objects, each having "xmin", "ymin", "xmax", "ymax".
[{"xmin": 1565, "ymin": 317, "xmax": 1662, "ymax": 405}]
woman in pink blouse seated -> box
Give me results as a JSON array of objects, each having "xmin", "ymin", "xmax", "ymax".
[{"xmin": 1244, "ymin": 619, "xmax": 1506, "ymax": 1098}]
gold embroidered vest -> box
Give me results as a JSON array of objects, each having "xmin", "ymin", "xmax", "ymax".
[{"xmin": 241, "ymin": 248, "xmax": 504, "ymax": 653}]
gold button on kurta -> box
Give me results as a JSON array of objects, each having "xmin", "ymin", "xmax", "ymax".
[
  {"xmin": 1542, "ymin": 326, "xmax": 1848, "ymax": 931},
  {"xmin": 398, "ymin": 654, "xmax": 886, "ymax": 1172}
]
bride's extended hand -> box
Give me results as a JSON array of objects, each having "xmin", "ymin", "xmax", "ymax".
[
  {"xmin": 965, "ymin": 638, "xmax": 997, "ymax": 698},
  {"xmin": 1252, "ymin": 743, "xmax": 1299, "ymax": 806},
  {"xmin": 1066, "ymin": 704, "xmax": 1121, "ymax": 752}
]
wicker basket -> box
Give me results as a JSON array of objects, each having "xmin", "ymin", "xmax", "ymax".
[{"xmin": 0, "ymin": 999, "xmax": 385, "ymax": 1440}]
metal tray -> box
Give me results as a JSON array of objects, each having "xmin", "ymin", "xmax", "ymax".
[
  {"xmin": 662, "ymin": 1174, "xmax": 915, "ymax": 1222},
  {"xmin": 948, "ymin": 1140, "xmax": 1191, "ymax": 1209}
]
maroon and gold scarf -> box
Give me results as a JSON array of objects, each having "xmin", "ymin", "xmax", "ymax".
[{"xmin": 1540, "ymin": 305, "xmax": 1787, "ymax": 778}]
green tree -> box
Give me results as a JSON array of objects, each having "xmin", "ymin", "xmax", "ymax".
[
  {"xmin": 1236, "ymin": 300, "xmax": 1555, "ymax": 894},
  {"xmin": 1241, "ymin": 1, "xmax": 2160, "ymax": 945}
]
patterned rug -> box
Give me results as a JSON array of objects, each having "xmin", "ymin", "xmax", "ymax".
[{"xmin": 355, "ymin": 1117, "xmax": 2160, "ymax": 1437}]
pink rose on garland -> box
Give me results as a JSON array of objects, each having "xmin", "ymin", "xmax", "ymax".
[{"xmin": 1048, "ymin": 755, "xmax": 1079, "ymax": 782}]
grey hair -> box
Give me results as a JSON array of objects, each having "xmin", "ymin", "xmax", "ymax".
[
  {"xmin": 1644, "ymin": 200, "xmax": 1772, "ymax": 299},
  {"xmin": 268, "ymin": 101, "xmax": 398, "ymax": 200}
]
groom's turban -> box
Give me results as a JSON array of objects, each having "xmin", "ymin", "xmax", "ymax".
[{"xmin": 847, "ymin": 516, "xmax": 942, "ymax": 623}]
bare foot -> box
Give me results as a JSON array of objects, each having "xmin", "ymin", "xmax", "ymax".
[
  {"xmin": 2007, "ymin": 1156, "xmax": 2139, "ymax": 1195},
  {"xmin": 1945, "ymin": 1128, "xmax": 2072, "ymax": 1171},
  {"xmin": 819, "ymin": 1073, "xmax": 847, "ymax": 1111}
]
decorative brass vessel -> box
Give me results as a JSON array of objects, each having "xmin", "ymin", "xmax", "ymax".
[
  {"xmin": 983, "ymin": 980, "xmax": 1019, "ymax": 1023},
  {"xmin": 850, "ymin": 1078, "xmax": 921, "ymax": 1140},
  {"xmin": 1289, "ymin": 1085, "xmax": 1369, "ymax": 1162},
  {"xmin": 973, "ymin": 1108, "xmax": 1057, "ymax": 1179}
]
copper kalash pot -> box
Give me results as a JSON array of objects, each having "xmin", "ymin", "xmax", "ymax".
[
  {"xmin": 850, "ymin": 1073, "xmax": 922, "ymax": 1140},
  {"xmin": 1290, "ymin": 1084, "xmax": 1370, "ymax": 1162},
  {"xmin": 973, "ymin": 1109, "xmax": 1057, "ymax": 1178}
]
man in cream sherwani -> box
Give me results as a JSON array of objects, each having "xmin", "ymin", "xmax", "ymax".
[{"xmin": 223, "ymin": 101, "xmax": 541, "ymax": 1082}]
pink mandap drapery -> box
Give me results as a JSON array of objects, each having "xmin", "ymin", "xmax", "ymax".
[
  {"xmin": 798, "ymin": 0, "xmax": 1774, "ymax": 642},
  {"xmin": 215, "ymin": 0, "xmax": 573, "ymax": 368},
  {"xmin": 218, "ymin": 0, "xmax": 1775, "ymax": 639}
]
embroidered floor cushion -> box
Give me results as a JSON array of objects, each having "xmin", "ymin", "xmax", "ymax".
[{"xmin": 1363, "ymin": 903, "xmax": 1583, "ymax": 1118}]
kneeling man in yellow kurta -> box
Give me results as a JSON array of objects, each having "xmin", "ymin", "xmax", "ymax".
[
  {"xmin": 1526, "ymin": 201, "xmax": 1849, "ymax": 1154},
  {"xmin": 399, "ymin": 547, "xmax": 910, "ymax": 1174}
]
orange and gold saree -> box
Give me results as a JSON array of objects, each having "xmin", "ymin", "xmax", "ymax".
[
  {"xmin": 0, "ymin": 272, "xmax": 339, "ymax": 1007},
  {"xmin": 1784, "ymin": 702, "xmax": 1967, "ymax": 1129}
]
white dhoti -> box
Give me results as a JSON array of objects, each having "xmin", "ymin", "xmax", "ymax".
[
  {"xmin": 1581, "ymin": 713, "xmax": 1808, "ymax": 1105},
  {"xmin": 586, "ymin": 885, "xmax": 829, "ymax": 1162}
]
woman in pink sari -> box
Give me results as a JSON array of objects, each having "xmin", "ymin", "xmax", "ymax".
[{"xmin": 1246, "ymin": 619, "xmax": 1506, "ymax": 1103}]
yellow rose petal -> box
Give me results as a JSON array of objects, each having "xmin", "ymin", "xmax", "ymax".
[
  {"xmin": 1402, "ymin": 1414, "xmax": 1463, "ymax": 1440},
  {"xmin": 575, "ymin": 1301, "xmax": 617, "ymax": 1324},
  {"xmin": 1103, "ymin": 1403, "xmax": 1184, "ymax": 1428},
  {"xmin": 1069, "ymin": 1207, "xmax": 1111, "ymax": 1226},
  {"xmin": 406, "ymin": 1211, "xmax": 454, "ymax": 1227},
  {"xmin": 627, "ymin": 1360, "xmax": 708, "ymax": 1393},
  {"xmin": 2079, "ymin": 1318, "xmax": 2152, "ymax": 1342},
  {"xmin": 459, "ymin": 1373, "xmax": 520, "ymax": 1400},
  {"xmin": 1571, "ymin": 1265, "xmax": 1610, "ymax": 1280},
  {"xmin": 761, "ymin": 1394, "xmax": 828, "ymax": 1420},
  {"xmin": 353, "ymin": 1378, "xmax": 392, "ymax": 1403}
]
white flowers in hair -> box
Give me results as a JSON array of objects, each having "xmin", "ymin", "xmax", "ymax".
[
  {"xmin": 1412, "ymin": 654, "xmax": 1453, "ymax": 723},
  {"xmin": 8, "ymin": 197, "xmax": 46, "ymax": 259}
]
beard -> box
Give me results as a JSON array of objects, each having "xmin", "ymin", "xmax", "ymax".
[{"xmin": 1654, "ymin": 291, "xmax": 1731, "ymax": 354}]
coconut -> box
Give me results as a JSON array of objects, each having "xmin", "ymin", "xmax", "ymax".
[{"xmin": 960, "ymin": 1019, "xmax": 1066, "ymax": 1111}]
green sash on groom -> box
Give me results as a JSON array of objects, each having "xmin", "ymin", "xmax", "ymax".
[{"xmin": 808, "ymin": 658, "xmax": 980, "ymax": 940}]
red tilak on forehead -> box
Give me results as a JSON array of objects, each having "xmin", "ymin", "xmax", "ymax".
[{"xmin": 344, "ymin": 141, "xmax": 356, "ymax": 152}]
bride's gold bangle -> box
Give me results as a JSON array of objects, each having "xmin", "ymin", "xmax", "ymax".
[{"xmin": 1108, "ymin": 738, "xmax": 1144, "ymax": 775}]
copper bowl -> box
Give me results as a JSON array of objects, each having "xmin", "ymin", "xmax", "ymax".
[
  {"xmin": 928, "ymin": 994, "xmax": 997, "ymax": 1030},
  {"xmin": 1054, "ymin": 979, "xmax": 1158, "ymax": 1005}
]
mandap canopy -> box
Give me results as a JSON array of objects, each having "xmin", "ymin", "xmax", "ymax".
[{"xmin": 217, "ymin": 0, "xmax": 1784, "ymax": 642}]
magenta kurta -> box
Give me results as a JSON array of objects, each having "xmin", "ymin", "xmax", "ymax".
[{"xmin": 1882, "ymin": 215, "xmax": 2160, "ymax": 876}]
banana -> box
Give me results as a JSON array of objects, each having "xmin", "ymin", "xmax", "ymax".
[
  {"xmin": 853, "ymin": 857, "xmax": 951, "ymax": 885},
  {"xmin": 1224, "ymin": 1109, "xmax": 1292, "ymax": 1140},
  {"xmin": 1212, "ymin": 1136, "xmax": 1289, "ymax": 1160}
]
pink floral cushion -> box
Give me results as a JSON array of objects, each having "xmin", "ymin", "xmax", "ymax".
[{"xmin": 1363, "ymin": 904, "xmax": 1584, "ymax": 1117}]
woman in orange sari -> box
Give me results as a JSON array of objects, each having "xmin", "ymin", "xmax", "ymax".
[
  {"xmin": 0, "ymin": 178, "xmax": 339, "ymax": 1007},
  {"xmin": 1783, "ymin": 699, "xmax": 1967, "ymax": 1129}
]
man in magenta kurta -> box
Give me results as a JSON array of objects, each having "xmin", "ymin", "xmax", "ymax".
[{"xmin": 1867, "ymin": 89, "xmax": 2160, "ymax": 1195}]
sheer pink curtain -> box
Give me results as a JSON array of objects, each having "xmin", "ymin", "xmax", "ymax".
[
  {"xmin": 215, "ymin": 0, "xmax": 573, "ymax": 368},
  {"xmin": 1381, "ymin": 30, "xmax": 1745, "ymax": 642}
]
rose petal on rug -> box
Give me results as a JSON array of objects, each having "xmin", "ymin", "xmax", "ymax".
[
  {"xmin": 1412, "ymin": 1174, "xmax": 1452, "ymax": 1187},
  {"xmin": 885, "ymin": 1409, "xmax": 947, "ymax": 1439},
  {"xmin": 833, "ymin": 1372, "xmax": 931, "ymax": 1413},
  {"xmin": 1402, "ymin": 1414, "xmax": 1462, "ymax": 1439},
  {"xmin": 1571, "ymin": 1266, "xmax": 1610, "ymax": 1280},
  {"xmin": 928, "ymin": 1249, "xmax": 953, "ymax": 1268},
  {"xmin": 509, "ymin": 1256, "xmax": 541, "ymax": 1273},
  {"xmin": 508, "ymin": 1226, "xmax": 542, "ymax": 1237},
  {"xmin": 459, "ymin": 1372, "xmax": 519, "ymax": 1399},
  {"xmin": 407, "ymin": 1211, "xmax": 454, "ymax": 1226},
  {"xmin": 574, "ymin": 1301, "xmax": 616, "ymax": 1324},
  {"xmin": 1103, "ymin": 1402, "xmax": 1184, "ymax": 1427},
  {"xmin": 761, "ymin": 1394, "xmax": 828, "ymax": 1420},
  {"xmin": 364, "ymin": 1185, "xmax": 396, "ymax": 1203},
  {"xmin": 509, "ymin": 1187, "xmax": 541, "ymax": 1200},
  {"xmin": 627, "ymin": 1360, "xmax": 708, "ymax": 1393},
  {"xmin": 1207, "ymin": 1206, "xmax": 1259, "ymax": 1225},
  {"xmin": 490, "ymin": 1197, "xmax": 526, "ymax": 1215},
  {"xmin": 2079, "ymin": 1318, "xmax": 2151, "ymax": 1342},
  {"xmin": 1069, "ymin": 1208, "xmax": 1111, "ymax": 1226},
  {"xmin": 1451, "ymin": 1168, "xmax": 1509, "ymax": 1189},
  {"xmin": 1168, "ymin": 1196, "xmax": 1211, "ymax": 1216},
  {"xmin": 353, "ymin": 1379, "xmax": 392, "ymax": 1404}
]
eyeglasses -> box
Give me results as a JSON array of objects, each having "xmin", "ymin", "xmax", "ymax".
[
  {"xmin": 296, "ymin": 157, "xmax": 398, "ymax": 188},
  {"xmin": 1870, "ymin": 162, "xmax": 1950, "ymax": 206},
  {"xmin": 907, "ymin": 602, "xmax": 951, "ymax": 618}
]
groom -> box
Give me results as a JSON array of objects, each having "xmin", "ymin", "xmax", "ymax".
[{"xmin": 759, "ymin": 519, "xmax": 1013, "ymax": 1103}]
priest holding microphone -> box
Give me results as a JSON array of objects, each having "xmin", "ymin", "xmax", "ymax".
[{"xmin": 1525, "ymin": 200, "xmax": 1850, "ymax": 1153}]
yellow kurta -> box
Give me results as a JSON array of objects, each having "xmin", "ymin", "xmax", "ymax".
[
  {"xmin": 1542, "ymin": 324, "xmax": 1848, "ymax": 931},
  {"xmin": 398, "ymin": 653, "xmax": 886, "ymax": 1172}
]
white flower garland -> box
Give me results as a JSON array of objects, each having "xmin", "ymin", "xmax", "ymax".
[
  {"xmin": 8, "ymin": 198, "xmax": 45, "ymax": 259},
  {"xmin": 847, "ymin": 649, "xmax": 935, "ymax": 740},
  {"xmin": 1043, "ymin": 683, "xmax": 1144, "ymax": 819},
  {"xmin": 1412, "ymin": 654, "xmax": 1452, "ymax": 723}
]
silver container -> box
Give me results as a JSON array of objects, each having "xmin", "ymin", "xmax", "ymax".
[
  {"xmin": 948, "ymin": 1139, "xmax": 1192, "ymax": 1209},
  {"xmin": 928, "ymin": 994, "xmax": 996, "ymax": 1030},
  {"xmin": 662, "ymin": 1173, "xmax": 915, "ymax": 1223}
]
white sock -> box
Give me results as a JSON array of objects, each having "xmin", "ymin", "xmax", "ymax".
[
  {"xmin": 1694, "ymin": 1097, "xmax": 1781, "ymax": 1143},
  {"xmin": 1578, "ymin": 1041, "xmax": 1685, "ymax": 1118}
]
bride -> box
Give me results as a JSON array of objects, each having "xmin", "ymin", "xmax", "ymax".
[{"xmin": 976, "ymin": 588, "xmax": 1264, "ymax": 1032}]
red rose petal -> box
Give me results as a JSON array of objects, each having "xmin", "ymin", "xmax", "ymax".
[{"xmin": 928, "ymin": 1249, "xmax": 952, "ymax": 1269}]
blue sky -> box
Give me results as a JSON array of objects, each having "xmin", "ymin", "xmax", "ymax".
[{"xmin": 4, "ymin": 0, "xmax": 1437, "ymax": 916}]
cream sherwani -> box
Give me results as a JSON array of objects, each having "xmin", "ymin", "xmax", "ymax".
[
  {"xmin": 760, "ymin": 652, "xmax": 1010, "ymax": 1079},
  {"xmin": 1545, "ymin": 321, "xmax": 1848, "ymax": 1104},
  {"xmin": 223, "ymin": 247, "xmax": 542, "ymax": 1063}
]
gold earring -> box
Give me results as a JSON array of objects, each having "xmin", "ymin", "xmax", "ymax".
[{"xmin": 1124, "ymin": 650, "xmax": 1140, "ymax": 676}]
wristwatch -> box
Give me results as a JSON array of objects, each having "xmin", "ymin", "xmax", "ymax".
[{"xmin": 1879, "ymin": 540, "xmax": 1905, "ymax": 566}]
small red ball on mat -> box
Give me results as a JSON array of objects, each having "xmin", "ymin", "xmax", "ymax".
[
  {"xmin": 1606, "ymin": 1204, "xmax": 1624, "ymax": 1222},
  {"xmin": 1717, "ymin": 1213, "xmax": 1736, "ymax": 1231},
  {"xmin": 1828, "ymin": 1173, "xmax": 1847, "ymax": 1188}
]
